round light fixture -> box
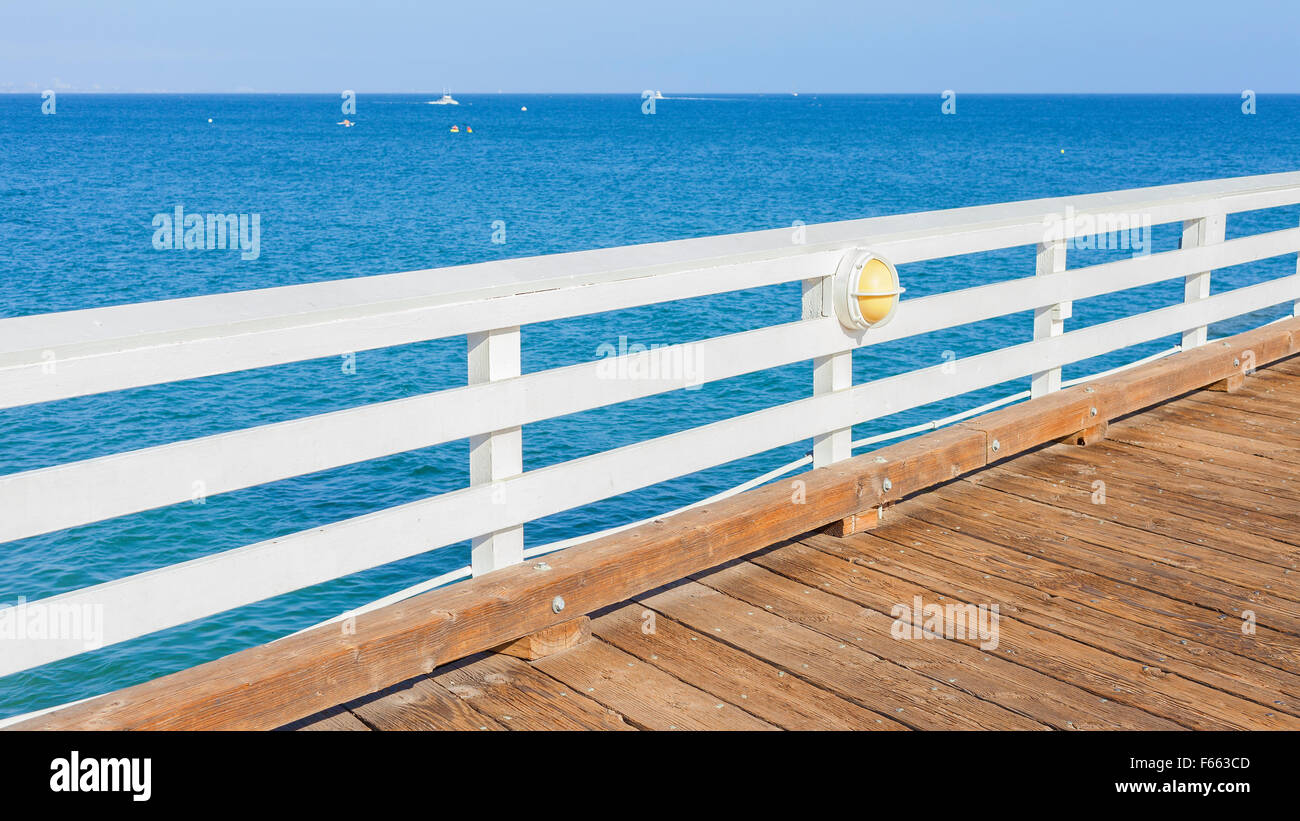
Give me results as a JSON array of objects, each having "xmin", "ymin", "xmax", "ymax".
[{"xmin": 832, "ymin": 249, "xmax": 904, "ymax": 331}]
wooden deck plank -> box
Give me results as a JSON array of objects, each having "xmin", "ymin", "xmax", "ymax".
[
  {"xmin": 279, "ymin": 705, "xmax": 372, "ymax": 731},
  {"xmin": 1252, "ymin": 357, "xmax": 1300, "ymax": 381},
  {"xmin": 983, "ymin": 449, "xmax": 1300, "ymax": 565},
  {"xmin": 968, "ymin": 462, "xmax": 1300, "ymax": 583},
  {"xmin": 917, "ymin": 482, "xmax": 1300, "ymax": 633},
  {"xmin": 1074, "ymin": 439, "xmax": 1300, "ymax": 531},
  {"xmin": 347, "ymin": 677, "xmax": 503, "ymax": 731},
  {"xmin": 696, "ymin": 556, "xmax": 1181, "ymax": 729},
  {"xmin": 806, "ymin": 526, "xmax": 1300, "ymax": 712},
  {"xmin": 752, "ymin": 538, "xmax": 1298, "ymax": 729},
  {"xmin": 1130, "ymin": 409, "xmax": 1300, "ymax": 466},
  {"xmin": 1179, "ymin": 388, "xmax": 1300, "ymax": 421},
  {"xmin": 905, "ymin": 489, "xmax": 1300, "ymax": 642},
  {"xmin": 854, "ymin": 512, "xmax": 1300, "ymax": 674},
  {"xmin": 430, "ymin": 653, "xmax": 636, "ymax": 730},
  {"xmin": 1234, "ymin": 372, "xmax": 1300, "ymax": 401},
  {"xmin": 590, "ymin": 601, "xmax": 907, "ymax": 730},
  {"xmin": 530, "ymin": 637, "xmax": 778, "ymax": 730},
  {"xmin": 651, "ymin": 575, "xmax": 1050, "ymax": 729},
  {"xmin": 950, "ymin": 478, "xmax": 1300, "ymax": 606},
  {"xmin": 1107, "ymin": 418, "xmax": 1300, "ymax": 490},
  {"xmin": 1152, "ymin": 403, "xmax": 1300, "ymax": 452}
]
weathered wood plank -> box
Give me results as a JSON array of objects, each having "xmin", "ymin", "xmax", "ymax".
[
  {"xmin": 530, "ymin": 638, "xmax": 777, "ymax": 730},
  {"xmin": 431, "ymin": 653, "xmax": 633, "ymax": 730},
  {"xmin": 348, "ymin": 677, "xmax": 502, "ymax": 731},
  {"xmin": 760, "ymin": 537, "xmax": 1299, "ymax": 729},
  {"xmin": 1051, "ymin": 438, "xmax": 1300, "ymax": 533},
  {"xmin": 701, "ymin": 554, "xmax": 1180, "ymax": 729},
  {"xmin": 1134, "ymin": 410, "xmax": 1300, "ymax": 466},
  {"xmin": 982, "ymin": 451, "xmax": 1300, "ymax": 568},
  {"xmin": 908, "ymin": 483, "xmax": 1300, "ymax": 634},
  {"xmin": 876, "ymin": 510, "xmax": 1300, "ymax": 673},
  {"xmin": 279, "ymin": 706, "xmax": 371, "ymax": 731},
  {"xmin": 592, "ymin": 600, "xmax": 906, "ymax": 730},
  {"xmin": 1179, "ymin": 387, "xmax": 1300, "ymax": 421},
  {"xmin": 810, "ymin": 525, "xmax": 1300, "ymax": 712},
  {"xmin": 1111, "ymin": 411, "xmax": 1300, "ymax": 479},
  {"xmin": 652, "ymin": 576, "xmax": 1049, "ymax": 730},
  {"xmin": 923, "ymin": 481, "xmax": 1300, "ymax": 632}
]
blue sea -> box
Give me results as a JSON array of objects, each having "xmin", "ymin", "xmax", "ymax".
[{"xmin": 2, "ymin": 93, "xmax": 1298, "ymax": 719}]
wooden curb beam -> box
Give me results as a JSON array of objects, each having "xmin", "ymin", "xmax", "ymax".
[{"xmin": 11, "ymin": 317, "xmax": 1298, "ymax": 731}]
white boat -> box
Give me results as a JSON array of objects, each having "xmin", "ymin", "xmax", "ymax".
[{"xmin": 428, "ymin": 90, "xmax": 459, "ymax": 105}]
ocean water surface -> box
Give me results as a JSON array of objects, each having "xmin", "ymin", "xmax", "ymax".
[{"xmin": 2, "ymin": 93, "xmax": 1298, "ymax": 718}]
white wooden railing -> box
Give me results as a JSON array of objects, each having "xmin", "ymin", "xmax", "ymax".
[{"xmin": 3, "ymin": 172, "xmax": 1300, "ymax": 679}]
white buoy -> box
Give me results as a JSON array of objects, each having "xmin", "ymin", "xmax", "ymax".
[
  {"xmin": 207, "ymin": 118, "xmax": 213, "ymax": 123},
  {"xmin": 521, "ymin": 106, "xmax": 527, "ymax": 111}
]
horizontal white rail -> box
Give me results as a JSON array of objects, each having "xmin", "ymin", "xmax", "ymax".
[
  {"xmin": 4, "ymin": 173, "xmax": 1300, "ymax": 408},
  {"xmin": 4, "ymin": 225, "xmax": 1297, "ymax": 544},
  {"xmin": 5, "ymin": 269, "xmax": 1295, "ymax": 677}
]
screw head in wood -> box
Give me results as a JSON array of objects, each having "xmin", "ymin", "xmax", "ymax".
[
  {"xmin": 882, "ymin": 478, "xmax": 893, "ymax": 491},
  {"xmin": 991, "ymin": 439, "xmax": 1001, "ymax": 453},
  {"xmin": 552, "ymin": 595, "xmax": 565, "ymax": 614},
  {"xmin": 1089, "ymin": 407, "xmax": 1097, "ymax": 417}
]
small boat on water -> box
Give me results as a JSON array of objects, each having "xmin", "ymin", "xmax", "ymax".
[
  {"xmin": 428, "ymin": 90, "xmax": 459, "ymax": 105},
  {"xmin": 449, "ymin": 125, "xmax": 459, "ymax": 132}
]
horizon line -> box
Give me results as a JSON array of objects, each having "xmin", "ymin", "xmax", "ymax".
[{"xmin": 5, "ymin": 89, "xmax": 1296, "ymax": 96}]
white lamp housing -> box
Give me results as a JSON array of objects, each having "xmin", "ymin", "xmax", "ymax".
[{"xmin": 832, "ymin": 248, "xmax": 904, "ymax": 331}]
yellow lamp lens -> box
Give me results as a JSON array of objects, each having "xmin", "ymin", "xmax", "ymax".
[{"xmin": 855, "ymin": 258, "xmax": 898, "ymax": 324}]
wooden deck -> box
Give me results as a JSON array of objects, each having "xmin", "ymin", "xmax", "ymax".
[{"xmin": 283, "ymin": 355, "xmax": 1300, "ymax": 731}]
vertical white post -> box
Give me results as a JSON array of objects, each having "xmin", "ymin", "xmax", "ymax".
[
  {"xmin": 1031, "ymin": 238, "xmax": 1068, "ymax": 398},
  {"xmin": 803, "ymin": 276, "xmax": 852, "ymax": 467},
  {"xmin": 468, "ymin": 326, "xmax": 524, "ymax": 576},
  {"xmin": 1294, "ymin": 215, "xmax": 1299, "ymax": 319},
  {"xmin": 1180, "ymin": 213, "xmax": 1226, "ymax": 349}
]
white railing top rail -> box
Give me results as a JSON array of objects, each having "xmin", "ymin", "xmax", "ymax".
[
  {"xmin": 3, "ymin": 172, "xmax": 1299, "ymax": 684},
  {"xmin": 4, "ymin": 170, "xmax": 1300, "ymax": 409}
]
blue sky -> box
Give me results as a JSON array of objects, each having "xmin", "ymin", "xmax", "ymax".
[{"xmin": 2, "ymin": 0, "xmax": 1296, "ymax": 93}]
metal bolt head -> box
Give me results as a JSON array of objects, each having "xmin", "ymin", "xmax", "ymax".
[
  {"xmin": 882, "ymin": 478, "xmax": 893, "ymax": 492},
  {"xmin": 1233, "ymin": 358, "xmax": 1240, "ymax": 367},
  {"xmin": 551, "ymin": 595, "xmax": 565, "ymax": 614},
  {"xmin": 991, "ymin": 439, "xmax": 1001, "ymax": 453},
  {"xmin": 1089, "ymin": 406, "xmax": 1097, "ymax": 417}
]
